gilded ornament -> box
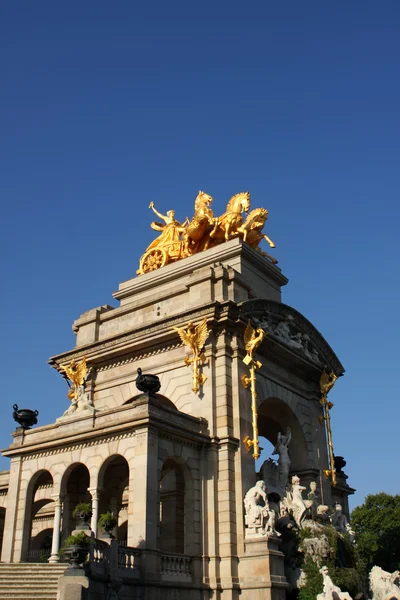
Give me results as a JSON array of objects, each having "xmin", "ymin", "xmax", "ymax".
[
  {"xmin": 137, "ymin": 190, "xmax": 277, "ymax": 275},
  {"xmin": 172, "ymin": 318, "xmax": 209, "ymax": 393},
  {"xmin": 60, "ymin": 357, "xmax": 88, "ymax": 401},
  {"xmin": 242, "ymin": 321, "xmax": 266, "ymax": 460},
  {"xmin": 319, "ymin": 369, "xmax": 338, "ymax": 486}
]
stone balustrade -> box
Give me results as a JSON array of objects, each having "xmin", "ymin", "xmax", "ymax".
[{"xmin": 161, "ymin": 552, "xmax": 192, "ymax": 580}]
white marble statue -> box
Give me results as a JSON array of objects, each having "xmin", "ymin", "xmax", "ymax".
[
  {"xmin": 317, "ymin": 565, "xmax": 353, "ymax": 600},
  {"xmin": 272, "ymin": 427, "xmax": 291, "ymax": 490},
  {"xmin": 243, "ymin": 480, "xmax": 279, "ymax": 538},
  {"xmin": 62, "ymin": 384, "xmax": 95, "ymax": 417},
  {"xmin": 369, "ymin": 566, "xmax": 400, "ymax": 600},
  {"xmin": 281, "ymin": 475, "xmax": 309, "ymax": 529}
]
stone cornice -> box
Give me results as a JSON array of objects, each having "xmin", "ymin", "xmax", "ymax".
[
  {"xmin": 3, "ymin": 400, "xmax": 210, "ymax": 461},
  {"xmin": 48, "ymin": 301, "xmax": 228, "ymax": 371}
]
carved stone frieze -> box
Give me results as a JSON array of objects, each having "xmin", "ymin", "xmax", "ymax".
[
  {"xmin": 240, "ymin": 299, "xmax": 344, "ymax": 376},
  {"xmin": 21, "ymin": 431, "xmax": 135, "ymax": 461}
]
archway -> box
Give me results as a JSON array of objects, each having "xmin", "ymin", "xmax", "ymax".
[
  {"xmin": 257, "ymin": 396, "xmax": 309, "ymax": 473},
  {"xmin": 61, "ymin": 463, "xmax": 91, "ymax": 540},
  {"xmin": 21, "ymin": 470, "xmax": 54, "ymax": 561},
  {"xmin": 159, "ymin": 459, "xmax": 185, "ymax": 554},
  {"xmin": 98, "ymin": 455, "xmax": 129, "ymax": 542},
  {"xmin": 0, "ymin": 507, "xmax": 5, "ymax": 561}
]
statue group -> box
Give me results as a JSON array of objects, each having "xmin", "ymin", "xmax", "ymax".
[{"xmin": 136, "ymin": 191, "xmax": 277, "ymax": 275}]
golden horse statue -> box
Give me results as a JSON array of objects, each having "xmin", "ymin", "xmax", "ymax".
[
  {"xmin": 183, "ymin": 191, "xmax": 215, "ymax": 253},
  {"xmin": 209, "ymin": 191, "xmax": 250, "ymax": 242},
  {"xmin": 238, "ymin": 208, "xmax": 278, "ymax": 264}
]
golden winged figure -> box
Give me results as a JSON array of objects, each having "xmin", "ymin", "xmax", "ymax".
[
  {"xmin": 320, "ymin": 369, "xmax": 337, "ymax": 398},
  {"xmin": 60, "ymin": 357, "xmax": 88, "ymax": 400},
  {"xmin": 243, "ymin": 321, "xmax": 266, "ymax": 365},
  {"xmin": 173, "ymin": 318, "xmax": 209, "ymax": 393}
]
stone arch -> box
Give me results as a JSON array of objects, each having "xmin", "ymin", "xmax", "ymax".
[
  {"xmin": 98, "ymin": 454, "xmax": 129, "ymax": 542},
  {"xmin": 257, "ymin": 396, "xmax": 309, "ymax": 473},
  {"xmin": 60, "ymin": 463, "xmax": 91, "ymax": 540},
  {"xmin": 21, "ymin": 469, "xmax": 54, "ymax": 561},
  {"xmin": 0, "ymin": 507, "xmax": 6, "ymax": 561},
  {"xmin": 158, "ymin": 456, "xmax": 197, "ymax": 555}
]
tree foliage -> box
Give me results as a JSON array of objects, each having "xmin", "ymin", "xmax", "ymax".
[{"xmin": 351, "ymin": 492, "xmax": 400, "ymax": 572}]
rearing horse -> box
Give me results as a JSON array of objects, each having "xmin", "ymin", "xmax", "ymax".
[
  {"xmin": 183, "ymin": 190, "xmax": 215, "ymax": 252},
  {"xmin": 209, "ymin": 191, "xmax": 250, "ymax": 242}
]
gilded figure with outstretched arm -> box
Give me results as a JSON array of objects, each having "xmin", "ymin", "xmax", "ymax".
[{"xmin": 146, "ymin": 202, "xmax": 189, "ymax": 252}]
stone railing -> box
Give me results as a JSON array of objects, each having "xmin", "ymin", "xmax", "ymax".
[
  {"xmin": 161, "ymin": 552, "xmax": 192, "ymax": 580},
  {"xmin": 118, "ymin": 546, "xmax": 140, "ymax": 571},
  {"xmin": 26, "ymin": 548, "xmax": 51, "ymax": 563},
  {"xmin": 89, "ymin": 538, "xmax": 109, "ymax": 566}
]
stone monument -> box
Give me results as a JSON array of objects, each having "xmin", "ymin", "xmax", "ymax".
[{"xmin": 0, "ymin": 190, "xmax": 354, "ymax": 599}]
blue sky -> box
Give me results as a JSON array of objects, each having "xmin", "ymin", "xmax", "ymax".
[{"xmin": 1, "ymin": 1, "xmax": 399, "ymax": 508}]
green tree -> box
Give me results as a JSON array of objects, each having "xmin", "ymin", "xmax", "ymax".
[{"xmin": 351, "ymin": 492, "xmax": 400, "ymax": 572}]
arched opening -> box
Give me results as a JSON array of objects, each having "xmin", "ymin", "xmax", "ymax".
[
  {"xmin": 159, "ymin": 459, "xmax": 185, "ymax": 554},
  {"xmin": 256, "ymin": 397, "xmax": 309, "ymax": 496},
  {"xmin": 61, "ymin": 463, "xmax": 91, "ymax": 541},
  {"xmin": 21, "ymin": 470, "xmax": 54, "ymax": 562},
  {"xmin": 29, "ymin": 527, "xmax": 53, "ymax": 562},
  {"xmin": 0, "ymin": 507, "xmax": 6, "ymax": 561},
  {"xmin": 98, "ymin": 455, "xmax": 129, "ymax": 543}
]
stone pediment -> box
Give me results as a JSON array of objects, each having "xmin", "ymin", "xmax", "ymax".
[{"xmin": 240, "ymin": 299, "xmax": 344, "ymax": 376}]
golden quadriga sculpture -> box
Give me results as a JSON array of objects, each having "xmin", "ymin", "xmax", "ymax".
[{"xmin": 137, "ymin": 191, "xmax": 277, "ymax": 275}]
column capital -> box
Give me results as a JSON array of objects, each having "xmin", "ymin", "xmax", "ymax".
[
  {"xmin": 88, "ymin": 487, "xmax": 102, "ymax": 500},
  {"xmin": 51, "ymin": 493, "xmax": 64, "ymax": 505}
]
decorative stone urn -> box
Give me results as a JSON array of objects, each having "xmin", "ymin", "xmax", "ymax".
[
  {"xmin": 135, "ymin": 367, "xmax": 161, "ymax": 394},
  {"xmin": 63, "ymin": 544, "xmax": 89, "ymax": 569},
  {"xmin": 73, "ymin": 503, "xmax": 92, "ymax": 531},
  {"xmin": 12, "ymin": 404, "xmax": 39, "ymax": 429}
]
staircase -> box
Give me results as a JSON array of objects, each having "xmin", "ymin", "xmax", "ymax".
[{"xmin": 0, "ymin": 563, "xmax": 67, "ymax": 599}]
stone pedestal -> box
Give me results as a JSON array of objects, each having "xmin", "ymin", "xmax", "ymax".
[
  {"xmin": 57, "ymin": 571, "xmax": 89, "ymax": 600},
  {"xmin": 239, "ymin": 537, "xmax": 287, "ymax": 600}
]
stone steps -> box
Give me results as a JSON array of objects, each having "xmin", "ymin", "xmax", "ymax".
[{"xmin": 0, "ymin": 563, "xmax": 67, "ymax": 600}]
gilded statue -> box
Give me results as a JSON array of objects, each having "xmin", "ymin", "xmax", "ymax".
[
  {"xmin": 137, "ymin": 190, "xmax": 277, "ymax": 275},
  {"xmin": 238, "ymin": 208, "xmax": 278, "ymax": 264},
  {"xmin": 59, "ymin": 357, "xmax": 95, "ymax": 417},
  {"xmin": 60, "ymin": 357, "xmax": 88, "ymax": 400},
  {"xmin": 136, "ymin": 202, "xmax": 189, "ymax": 275},
  {"xmin": 183, "ymin": 191, "xmax": 215, "ymax": 253},
  {"xmin": 209, "ymin": 191, "xmax": 250, "ymax": 242},
  {"xmin": 320, "ymin": 369, "xmax": 338, "ymax": 485},
  {"xmin": 243, "ymin": 320, "xmax": 265, "ymax": 366},
  {"xmin": 242, "ymin": 321, "xmax": 266, "ymax": 460},
  {"xmin": 173, "ymin": 317, "xmax": 209, "ymax": 393}
]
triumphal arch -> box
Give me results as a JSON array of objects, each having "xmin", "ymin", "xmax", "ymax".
[{"xmin": 0, "ymin": 191, "xmax": 353, "ymax": 599}]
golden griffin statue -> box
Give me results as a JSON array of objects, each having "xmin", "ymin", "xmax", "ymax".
[
  {"xmin": 137, "ymin": 191, "xmax": 277, "ymax": 275},
  {"xmin": 241, "ymin": 321, "xmax": 266, "ymax": 460},
  {"xmin": 319, "ymin": 369, "xmax": 338, "ymax": 485},
  {"xmin": 172, "ymin": 318, "xmax": 209, "ymax": 393},
  {"xmin": 60, "ymin": 357, "xmax": 88, "ymax": 401}
]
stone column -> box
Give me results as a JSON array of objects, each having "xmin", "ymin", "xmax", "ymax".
[
  {"xmin": 88, "ymin": 488, "xmax": 99, "ymax": 537},
  {"xmin": 48, "ymin": 495, "xmax": 63, "ymax": 563}
]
